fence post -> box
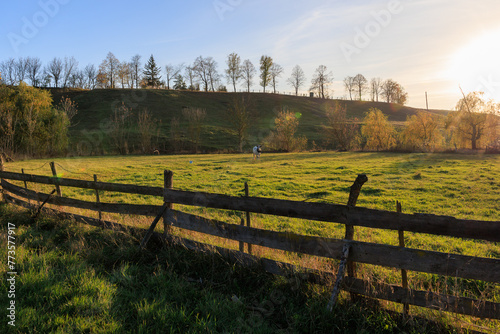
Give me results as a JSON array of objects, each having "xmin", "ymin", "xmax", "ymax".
[
  {"xmin": 94, "ymin": 175, "xmax": 102, "ymax": 223},
  {"xmin": 239, "ymin": 218, "xmax": 245, "ymax": 252},
  {"xmin": 164, "ymin": 170, "xmax": 173, "ymax": 238},
  {"xmin": 21, "ymin": 169, "xmax": 31, "ymax": 206},
  {"xmin": 397, "ymin": 200, "xmax": 410, "ymax": 315},
  {"xmin": 245, "ymin": 182, "xmax": 252, "ymax": 255},
  {"xmin": 49, "ymin": 162, "xmax": 62, "ymax": 197},
  {"xmin": 345, "ymin": 174, "xmax": 368, "ymax": 300},
  {"xmin": 0, "ymin": 156, "xmax": 3, "ymax": 203}
]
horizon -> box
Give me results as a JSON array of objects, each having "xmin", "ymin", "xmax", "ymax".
[{"xmin": 2, "ymin": 0, "xmax": 500, "ymax": 110}]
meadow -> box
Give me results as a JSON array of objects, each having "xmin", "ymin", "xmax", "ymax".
[{"xmin": 1, "ymin": 151, "xmax": 499, "ymax": 333}]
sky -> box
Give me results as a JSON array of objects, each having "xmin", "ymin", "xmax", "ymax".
[{"xmin": 2, "ymin": 0, "xmax": 500, "ymax": 110}]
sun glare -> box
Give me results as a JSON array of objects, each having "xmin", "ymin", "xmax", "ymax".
[{"xmin": 447, "ymin": 27, "xmax": 500, "ymax": 102}]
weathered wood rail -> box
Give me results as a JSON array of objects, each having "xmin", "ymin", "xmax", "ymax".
[{"xmin": 0, "ymin": 168, "xmax": 498, "ymax": 320}]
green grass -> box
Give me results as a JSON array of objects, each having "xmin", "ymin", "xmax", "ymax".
[
  {"xmin": 2, "ymin": 151, "xmax": 499, "ymax": 332},
  {"xmin": 48, "ymin": 88, "xmax": 448, "ymax": 152},
  {"xmin": 0, "ymin": 204, "xmax": 465, "ymax": 333}
]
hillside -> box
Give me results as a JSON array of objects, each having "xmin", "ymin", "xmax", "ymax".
[{"xmin": 48, "ymin": 88, "xmax": 450, "ymax": 153}]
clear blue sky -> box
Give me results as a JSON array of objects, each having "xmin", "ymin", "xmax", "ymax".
[{"xmin": 2, "ymin": 0, "xmax": 500, "ymax": 109}]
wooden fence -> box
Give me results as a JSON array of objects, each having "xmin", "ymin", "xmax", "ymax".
[{"xmin": 0, "ymin": 165, "xmax": 498, "ymax": 320}]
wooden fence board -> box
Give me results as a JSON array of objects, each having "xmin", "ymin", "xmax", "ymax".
[
  {"xmin": 2, "ymin": 179, "xmax": 162, "ymax": 217},
  {"xmin": 166, "ymin": 210, "xmax": 500, "ymax": 283},
  {"xmin": 1, "ymin": 171, "xmax": 499, "ymax": 242}
]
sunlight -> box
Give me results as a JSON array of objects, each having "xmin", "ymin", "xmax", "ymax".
[{"xmin": 446, "ymin": 27, "xmax": 500, "ymax": 102}]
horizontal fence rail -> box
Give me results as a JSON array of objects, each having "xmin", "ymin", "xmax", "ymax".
[
  {"xmin": 0, "ymin": 171, "xmax": 499, "ymax": 242},
  {"xmin": 0, "ymin": 169, "xmax": 499, "ymax": 321}
]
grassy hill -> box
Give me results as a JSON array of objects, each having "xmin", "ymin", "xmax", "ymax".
[{"xmin": 48, "ymin": 88, "xmax": 450, "ymax": 154}]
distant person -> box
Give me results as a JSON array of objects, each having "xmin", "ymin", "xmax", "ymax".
[{"xmin": 253, "ymin": 145, "xmax": 262, "ymax": 160}]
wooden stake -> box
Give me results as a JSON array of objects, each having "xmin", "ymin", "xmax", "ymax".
[
  {"xmin": 140, "ymin": 204, "xmax": 170, "ymax": 249},
  {"xmin": 21, "ymin": 169, "xmax": 31, "ymax": 206},
  {"xmin": 49, "ymin": 162, "xmax": 62, "ymax": 197},
  {"xmin": 94, "ymin": 175, "xmax": 102, "ymax": 223},
  {"xmin": 245, "ymin": 182, "xmax": 252, "ymax": 255},
  {"xmin": 164, "ymin": 170, "xmax": 174, "ymax": 237},
  {"xmin": 345, "ymin": 174, "xmax": 368, "ymax": 300},
  {"xmin": 327, "ymin": 243, "xmax": 351, "ymax": 311},
  {"xmin": 397, "ymin": 201, "xmax": 410, "ymax": 315}
]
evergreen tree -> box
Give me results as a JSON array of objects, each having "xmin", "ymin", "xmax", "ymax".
[{"xmin": 143, "ymin": 55, "xmax": 162, "ymax": 88}]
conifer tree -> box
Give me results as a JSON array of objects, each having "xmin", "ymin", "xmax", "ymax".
[{"xmin": 143, "ymin": 55, "xmax": 162, "ymax": 88}]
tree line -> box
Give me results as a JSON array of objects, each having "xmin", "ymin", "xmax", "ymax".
[{"xmin": 0, "ymin": 52, "xmax": 407, "ymax": 102}]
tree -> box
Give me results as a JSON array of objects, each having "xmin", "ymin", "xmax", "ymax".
[
  {"xmin": 370, "ymin": 77, "xmax": 382, "ymax": 102},
  {"xmin": 130, "ymin": 54, "xmax": 142, "ymax": 89},
  {"xmin": 259, "ymin": 55, "xmax": 273, "ymax": 93},
  {"xmin": 361, "ymin": 108, "xmax": 396, "ymax": 151},
  {"xmin": 401, "ymin": 112, "xmax": 442, "ymax": 151},
  {"xmin": 47, "ymin": 57, "xmax": 63, "ymax": 88},
  {"xmin": 0, "ymin": 58, "xmax": 16, "ymax": 85},
  {"xmin": 343, "ymin": 76, "xmax": 354, "ymax": 100},
  {"xmin": 143, "ymin": 55, "xmax": 162, "ymax": 88},
  {"xmin": 287, "ymin": 65, "xmax": 306, "ymax": 96},
  {"xmin": 269, "ymin": 63, "xmax": 283, "ymax": 94},
  {"xmin": 184, "ymin": 66, "xmax": 197, "ymax": 90},
  {"xmin": 193, "ymin": 56, "xmax": 210, "ymax": 92},
  {"xmin": 311, "ymin": 65, "xmax": 333, "ymax": 99},
  {"xmin": 100, "ymin": 52, "xmax": 120, "ymax": 88},
  {"xmin": 205, "ymin": 57, "xmax": 219, "ymax": 91},
  {"xmin": 352, "ymin": 74, "xmax": 367, "ymax": 101},
  {"xmin": 165, "ymin": 64, "xmax": 182, "ymax": 90},
  {"xmin": 26, "ymin": 57, "xmax": 42, "ymax": 87},
  {"xmin": 381, "ymin": 79, "xmax": 408, "ymax": 105},
  {"xmin": 14, "ymin": 57, "xmax": 28, "ymax": 84},
  {"xmin": 83, "ymin": 64, "xmax": 97, "ymax": 89},
  {"xmin": 173, "ymin": 74, "xmax": 187, "ymax": 90},
  {"xmin": 62, "ymin": 56, "xmax": 78, "ymax": 88},
  {"xmin": 449, "ymin": 91, "xmax": 497, "ymax": 149},
  {"xmin": 226, "ymin": 94, "xmax": 253, "ymax": 152},
  {"xmin": 225, "ymin": 52, "xmax": 242, "ymax": 92},
  {"xmin": 182, "ymin": 107, "xmax": 206, "ymax": 152},
  {"xmin": 110, "ymin": 102, "xmax": 132, "ymax": 154},
  {"xmin": 241, "ymin": 59, "xmax": 255, "ymax": 93},
  {"xmin": 118, "ymin": 62, "xmax": 131, "ymax": 88},
  {"xmin": 324, "ymin": 102, "xmax": 360, "ymax": 150},
  {"xmin": 137, "ymin": 108, "xmax": 159, "ymax": 153},
  {"xmin": 266, "ymin": 107, "xmax": 307, "ymax": 152}
]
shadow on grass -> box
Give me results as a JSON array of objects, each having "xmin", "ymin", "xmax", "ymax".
[{"xmin": 0, "ymin": 203, "xmax": 460, "ymax": 333}]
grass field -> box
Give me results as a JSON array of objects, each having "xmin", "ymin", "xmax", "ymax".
[{"xmin": 1, "ymin": 151, "xmax": 499, "ymax": 332}]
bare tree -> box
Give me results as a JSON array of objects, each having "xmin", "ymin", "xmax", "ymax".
[
  {"xmin": 269, "ymin": 63, "xmax": 283, "ymax": 94},
  {"xmin": 259, "ymin": 55, "xmax": 273, "ymax": 93},
  {"xmin": 324, "ymin": 102, "xmax": 360, "ymax": 150},
  {"xmin": 165, "ymin": 64, "xmax": 182, "ymax": 90},
  {"xmin": 370, "ymin": 77, "xmax": 382, "ymax": 102},
  {"xmin": 206, "ymin": 57, "xmax": 219, "ymax": 91},
  {"xmin": 352, "ymin": 74, "xmax": 367, "ymax": 101},
  {"xmin": 130, "ymin": 54, "xmax": 142, "ymax": 89},
  {"xmin": 241, "ymin": 59, "xmax": 255, "ymax": 93},
  {"xmin": 287, "ymin": 65, "xmax": 306, "ymax": 96},
  {"xmin": 100, "ymin": 52, "xmax": 120, "ymax": 89},
  {"xmin": 14, "ymin": 57, "xmax": 29, "ymax": 84},
  {"xmin": 26, "ymin": 57, "xmax": 42, "ymax": 87},
  {"xmin": 225, "ymin": 52, "xmax": 242, "ymax": 92},
  {"xmin": 226, "ymin": 94, "xmax": 253, "ymax": 152},
  {"xmin": 137, "ymin": 108, "xmax": 159, "ymax": 153},
  {"xmin": 182, "ymin": 107, "xmax": 206, "ymax": 152},
  {"xmin": 381, "ymin": 79, "xmax": 408, "ymax": 104},
  {"xmin": 84, "ymin": 64, "xmax": 97, "ymax": 89},
  {"xmin": 0, "ymin": 58, "xmax": 16, "ymax": 85},
  {"xmin": 184, "ymin": 65, "xmax": 197, "ymax": 90},
  {"xmin": 62, "ymin": 56, "xmax": 78, "ymax": 88},
  {"xmin": 118, "ymin": 62, "xmax": 131, "ymax": 88},
  {"xmin": 193, "ymin": 56, "xmax": 210, "ymax": 92},
  {"xmin": 311, "ymin": 65, "xmax": 333, "ymax": 99},
  {"xmin": 47, "ymin": 57, "xmax": 63, "ymax": 88},
  {"xmin": 343, "ymin": 76, "xmax": 354, "ymax": 100}
]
